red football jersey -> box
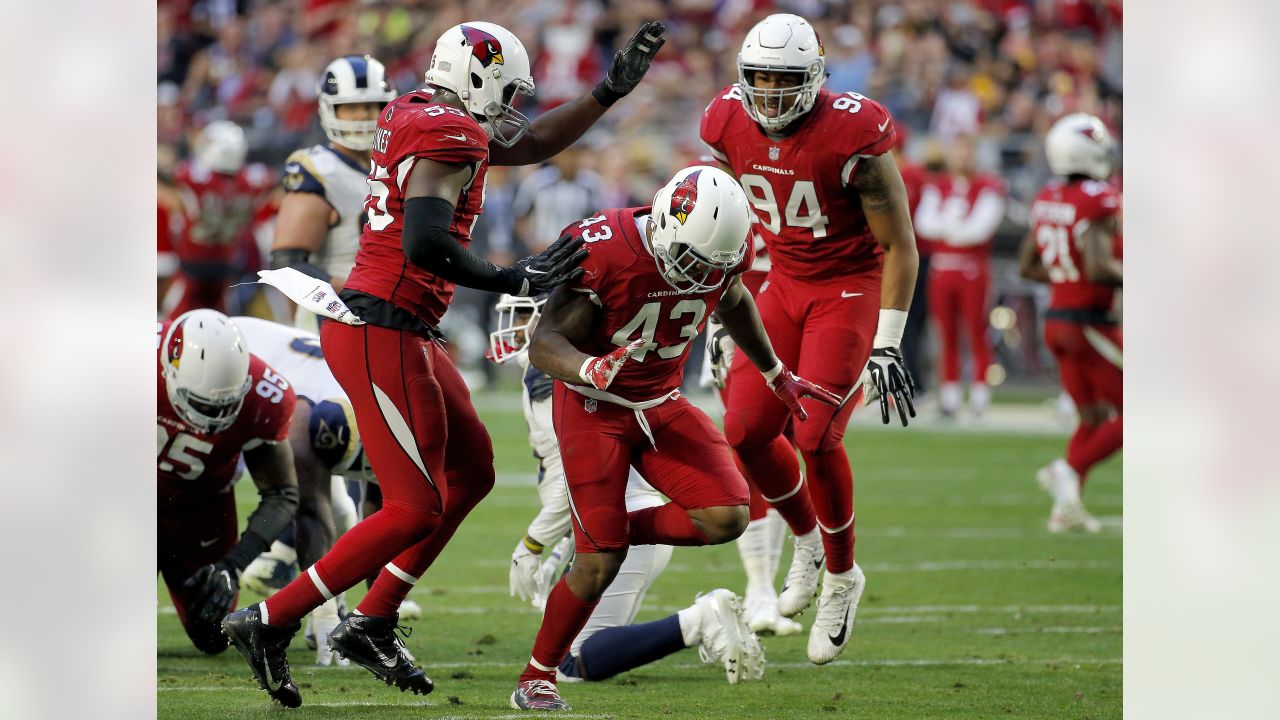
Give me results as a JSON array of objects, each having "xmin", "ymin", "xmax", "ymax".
[
  {"xmin": 918, "ymin": 172, "xmax": 1006, "ymax": 259},
  {"xmin": 173, "ymin": 160, "xmax": 275, "ymax": 265},
  {"xmin": 564, "ymin": 207, "xmax": 752, "ymax": 403},
  {"xmin": 701, "ymin": 85, "xmax": 897, "ymax": 282},
  {"xmin": 1029, "ymin": 178, "xmax": 1122, "ymax": 311},
  {"xmin": 157, "ymin": 322, "xmax": 296, "ymax": 505},
  {"xmin": 897, "ymin": 160, "xmax": 930, "ymax": 256},
  {"xmin": 343, "ymin": 90, "xmax": 491, "ymax": 327}
]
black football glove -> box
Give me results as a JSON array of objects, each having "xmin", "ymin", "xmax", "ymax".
[
  {"xmin": 593, "ymin": 21, "xmax": 667, "ymax": 106},
  {"xmin": 182, "ymin": 562, "xmax": 240, "ymax": 627},
  {"xmin": 866, "ymin": 346, "xmax": 917, "ymax": 427},
  {"xmin": 507, "ymin": 233, "xmax": 588, "ymax": 297}
]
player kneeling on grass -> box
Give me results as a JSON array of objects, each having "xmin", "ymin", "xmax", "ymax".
[
  {"xmin": 509, "ymin": 166, "xmax": 842, "ymax": 711},
  {"xmin": 492, "ymin": 296, "xmax": 765, "ymax": 687},
  {"xmin": 157, "ymin": 311, "xmax": 299, "ymax": 654}
]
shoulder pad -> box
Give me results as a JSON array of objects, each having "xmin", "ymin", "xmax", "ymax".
[{"xmin": 282, "ymin": 149, "xmax": 326, "ymax": 195}]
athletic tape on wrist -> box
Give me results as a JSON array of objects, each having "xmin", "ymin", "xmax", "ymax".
[{"xmin": 873, "ymin": 308, "xmax": 908, "ymax": 348}]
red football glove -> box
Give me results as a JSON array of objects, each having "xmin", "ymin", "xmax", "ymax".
[
  {"xmin": 580, "ymin": 339, "xmax": 648, "ymax": 391},
  {"xmin": 766, "ymin": 366, "xmax": 844, "ymax": 421}
]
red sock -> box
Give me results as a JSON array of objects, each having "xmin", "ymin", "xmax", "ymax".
[
  {"xmin": 356, "ymin": 565, "xmax": 416, "ymax": 619},
  {"xmin": 628, "ymin": 504, "xmax": 709, "ymax": 546},
  {"xmin": 521, "ymin": 579, "xmax": 599, "ymax": 682},
  {"xmin": 1067, "ymin": 416, "xmax": 1122, "ymax": 487},
  {"xmin": 735, "ymin": 436, "xmax": 817, "ymax": 536},
  {"xmin": 802, "ymin": 445, "xmax": 856, "ymax": 574}
]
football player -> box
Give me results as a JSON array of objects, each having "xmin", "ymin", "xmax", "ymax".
[
  {"xmin": 1018, "ymin": 113, "xmax": 1122, "ymax": 533},
  {"xmin": 492, "ymin": 296, "xmax": 765, "ymax": 688},
  {"xmin": 157, "ymin": 311, "xmax": 299, "ymax": 654},
  {"xmin": 223, "ymin": 20, "xmax": 668, "ymax": 708},
  {"xmin": 913, "ymin": 134, "xmax": 1006, "ymax": 417},
  {"xmin": 168, "ymin": 121, "xmax": 275, "ymax": 318},
  {"xmin": 700, "ymin": 13, "xmax": 920, "ymax": 665},
  {"xmin": 269, "ymin": 55, "xmax": 397, "ymax": 332},
  {"xmin": 509, "ymin": 166, "xmax": 840, "ymax": 711}
]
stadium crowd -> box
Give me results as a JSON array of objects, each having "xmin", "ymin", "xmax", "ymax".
[{"xmin": 157, "ymin": 0, "xmax": 1123, "ymax": 394}]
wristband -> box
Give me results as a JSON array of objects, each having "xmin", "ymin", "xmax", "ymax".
[
  {"xmin": 578, "ymin": 356, "xmax": 596, "ymax": 385},
  {"xmin": 591, "ymin": 81, "xmax": 625, "ymax": 107},
  {"xmin": 522, "ymin": 535, "xmax": 545, "ymax": 554},
  {"xmin": 873, "ymin": 308, "xmax": 908, "ymax": 348},
  {"xmin": 762, "ymin": 361, "xmax": 784, "ymax": 384}
]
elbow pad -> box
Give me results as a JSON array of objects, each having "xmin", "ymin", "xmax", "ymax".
[{"xmin": 270, "ymin": 248, "xmax": 333, "ymax": 283}]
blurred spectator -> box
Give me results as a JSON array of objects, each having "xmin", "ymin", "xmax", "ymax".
[{"xmin": 512, "ymin": 145, "xmax": 605, "ymax": 253}]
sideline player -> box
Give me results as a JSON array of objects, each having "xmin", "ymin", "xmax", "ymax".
[
  {"xmin": 492, "ymin": 296, "xmax": 765, "ymax": 687},
  {"xmin": 169, "ymin": 121, "xmax": 275, "ymax": 318},
  {"xmin": 701, "ymin": 13, "xmax": 919, "ymax": 664},
  {"xmin": 223, "ymin": 20, "xmax": 668, "ymax": 708},
  {"xmin": 1018, "ymin": 113, "xmax": 1122, "ymax": 532},
  {"xmin": 157, "ymin": 310, "xmax": 299, "ymax": 654},
  {"xmin": 269, "ymin": 55, "xmax": 397, "ymax": 332},
  {"xmin": 510, "ymin": 166, "xmax": 840, "ymax": 711}
]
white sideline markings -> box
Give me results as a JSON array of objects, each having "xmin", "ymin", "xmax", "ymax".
[
  {"xmin": 861, "ymin": 559, "xmax": 1119, "ymax": 572},
  {"xmin": 976, "ymin": 626, "xmax": 1122, "ymax": 635}
]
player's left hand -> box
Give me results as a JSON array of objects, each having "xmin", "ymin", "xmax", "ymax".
[
  {"xmin": 767, "ymin": 367, "xmax": 843, "ymax": 422},
  {"xmin": 705, "ymin": 319, "xmax": 736, "ymax": 391},
  {"xmin": 598, "ymin": 21, "xmax": 667, "ymax": 100},
  {"xmin": 509, "ymin": 539, "xmax": 541, "ymax": 604},
  {"xmin": 183, "ymin": 562, "xmax": 240, "ymax": 626},
  {"xmin": 510, "ymin": 233, "xmax": 587, "ymax": 296},
  {"xmin": 866, "ymin": 346, "xmax": 917, "ymax": 426},
  {"xmin": 580, "ymin": 338, "xmax": 648, "ymax": 391}
]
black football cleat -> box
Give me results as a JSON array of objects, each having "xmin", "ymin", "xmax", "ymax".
[
  {"xmin": 221, "ymin": 605, "xmax": 303, "ymax": 708},
  {"xmin": 328, "ymin": 613, "xmax": 434, "ymax": 695}
]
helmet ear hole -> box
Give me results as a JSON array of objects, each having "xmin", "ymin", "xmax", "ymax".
[
  {"xmin": 660, "ymin": 214, "xmax": 667, "ymax": 229},
  {"xmin": 471, "ymin": 72, "xmax": 483, "ymax": 89}
]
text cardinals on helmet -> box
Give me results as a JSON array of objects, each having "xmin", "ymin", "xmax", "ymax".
[
  {"xmin": 424, "ymin": 21, "xmax": 534, "ymax": 147},
  {"xmin": 648, "ymin": 166, "xmax": 752, "ymax": 293}
]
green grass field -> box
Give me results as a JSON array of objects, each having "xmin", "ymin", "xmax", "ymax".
[{"xmin": 158, "ymin": 397, "xmax": 1121, "ymax": 719}]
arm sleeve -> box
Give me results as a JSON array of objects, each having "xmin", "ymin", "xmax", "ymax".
[
  {"xmin": 402, "ymin": 196, "xmax": 522, "ymax": 294},
  {"xmin": 224, "ymin": 484, "xmax": 300, "ymax": 572}
]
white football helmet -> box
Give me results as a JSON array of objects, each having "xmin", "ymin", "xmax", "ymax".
[
  {"xmin": 424, "ymin": 22, "xmax": 534, "ymax": 147},
  {"xmin": 489, "ymin": 293, "xmax": 546, "ymax": 364},
  {"xmin": 194, "ymin": 121, "xmax": 248, "ymax": 175},
  {"xmin": 161, "ymin": 310, "xmax": 253, "ymax": 434},
  {"xmin": 649, "ymin": 166, "xmax": 751, "ymax": 293},
  {"xmin": 737, "ymin": 14, "xmax": 826, "ymax": 132},
  {"xmin": 1045, "ymin": 113, "xmax": 1116, "ymax": 180},
  {"xmin": 318, "ymin": 55, "xmax": 397, "ymax": 151}
]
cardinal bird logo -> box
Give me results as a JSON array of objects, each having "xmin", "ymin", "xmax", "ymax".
[
  {"xmin": 1079, "ymin": 124, "xmax": 1102, "ymax": 141},
  {"xmin": 670, "ymin": 170, "xmax": 701, "ymax": 225},
  {"xmin": 166, "ymin": 325, "xmax": 185, "ymax": 369},
  {"xmin": 460, "ymin": 25, "xmax": 505, "ymax": 67}
]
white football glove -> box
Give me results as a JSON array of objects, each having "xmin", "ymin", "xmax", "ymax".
[
  {"xmin": 509, "ymin": 538, "xmax": 542, "ymax": 604},
  {"xmin": 311, "ymin": 599, "xmax": 349, "ymax": 667}
]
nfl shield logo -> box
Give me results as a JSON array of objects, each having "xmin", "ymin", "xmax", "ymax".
[
  {"xmin": 584, "ymin": 398, "xmax": 598, "ymax": 414},
  {"xmin": 769, "ymin": 146, "xmax": 780, "ymax": 161}
]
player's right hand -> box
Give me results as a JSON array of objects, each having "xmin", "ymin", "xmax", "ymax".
[
  {"xmin": 705, "ymin": 318, "xmax": 736, "ymax": 391},
  {"xmin": 601, "ymin": 21, "xmax": 667, "ymax": 97},
  {"xmin": 509, "ymin": 538, "xmax": 541, "ymax": 603},
  {"xmin": 183, "ymin": 562, "xmax": 239, "ymax": 626},
  {"xmin": 866, "ymin": 346, "xmax": 917, "ymax": 426},
  {"xmin": 509, "ymin": 233, "xmax": 588, "ymax": 297},
  {"xmin": 580, "ymin": 338, "xmax": 648, "ymax": 391},
  {"xmin": 767, "ymin": 367, "xmax": 844, "ymax": 422}
]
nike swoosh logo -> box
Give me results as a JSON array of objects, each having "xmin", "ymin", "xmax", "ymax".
[
  {"xmin": 813, "ymin": 556, "xmax": 824, "ymax": 570},
  {"xmin": 829, "ymin": 602, "xmax": 852, "ymax": 646},
  {"xmin": 878, "ymin": 119, "xmax": 890, "ymax": 132},
  {"xmin": 441, "ymin": 133, "xmax": 469, "ymax": 143},
  {"xmin": 263, "ymin": 655, "xmax": 282, "ymax": 691},
  {"xmin": 841, "ymin": 291, "xmax": 863, "ymax": 298},
  {"xmin": 199, "ymin": 537, "xmax": 219, "ymax": 548}
]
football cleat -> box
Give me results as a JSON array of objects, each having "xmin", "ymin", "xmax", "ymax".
[
  {"xmin": 745, "ymin": 595, "xmax": 804, "ymax": 637},
  {"xmin": 241, "ymin": 542, "xmax": 297, "ymax": 597},
  {"xmin": 807, "ymin": 565, "xmax": 866, "ymax": 665},
  {"xmin": 510, "ymin": 679, "xmax": 571, "ymax": 711},
  {"xmin": 693, "ymin": 589, "xmax": 766, "ymax": 684},
  {"xmin": 778, "ymin": 531, "xmax": 825, "ymax": 617},
  {"xmin": 398, "ymin": 598, "xmax": 423, "ymax": 621},
  {"xmin": 328, "ymin": 613, "xmax": 433, "ymax": 695},
  {"xmin": 221, "ymin": 605, "xmax": 303, "ymax": 708},
  {"xmin": 1037, "ymin": 460, "xmax": 1101, "ymax": 534}
]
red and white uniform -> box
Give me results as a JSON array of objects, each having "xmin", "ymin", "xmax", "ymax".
[
  {"xmin": 554, "ymin": 207, "xmax": 752, "ymax": 551},
  {"xmin": 914, "ymin": 172, "xmax": 1006, "ymax": 385},
  {"xmin": 1030, "ymin": 177, "xmax": 1122, "ymax": 409},
  {"xmin": 263, "ymin": 92, "xmax": 498, "ymax": 627},
  {"xmin": 701, "ymin": 85, "xmax": 895, "ymax": 572},
  {"xmin": 156, "ymin": 322, "xmax": 295, "ymax": 640},
  {"xmin": 168, "ymin": 161, "xmax": 276, "ymax": 317}
]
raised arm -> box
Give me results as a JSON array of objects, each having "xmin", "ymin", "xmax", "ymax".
[{"xmin": 488, "ymin": 21, "xmax": 666, "ymax": 166}]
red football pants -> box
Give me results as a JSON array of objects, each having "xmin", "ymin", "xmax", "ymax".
[
  {"xmin": 1046, "ymin": 319, "xmax": 1123, "ymax": 482},
  {"xmin": 552, "ymin": 384, "xmax": 749, "ymax": 553},
  {"xmin": 927, "ymin": 256, "xmax": 991, "ymax": 384},
  {"xmin": 264, "ymin": 321, "xmax": 495, "ymax": 625},
  {"xmin": 158, "ymin": 492, "xmax": 238, "ymax": 654},
  {"xmin": 723, "ymin": 271, "xmax": 880, "ymax": 574}
]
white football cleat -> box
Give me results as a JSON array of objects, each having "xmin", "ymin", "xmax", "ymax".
[
  {"xmin": 311, "ymin": 599, "xmax": 349, "ymax": 666},
  {"xmin": 806, "ymin": 565, "xmax": 866, "ymax": 665},
  {"xmin": 693, "ymin": 589, "xmax": 766, "ymax": 684},
  {"xmin": 1037, "ymin": 460, "xmax": 1101, "ymax": 534},
  {"xmin": 241, "ymin": 540, "xmax": 297, "ymax": 597},
  {"xmin": 398, "ymin": 598, "xmax": 423, "ymax": 620},
  {"xmin": 778, "ymin": 531, "xmax": 824, "ymax": 617},
  {"xmin": 744, "ymin": 594, "xmax": 803, "ymax": 637}
]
